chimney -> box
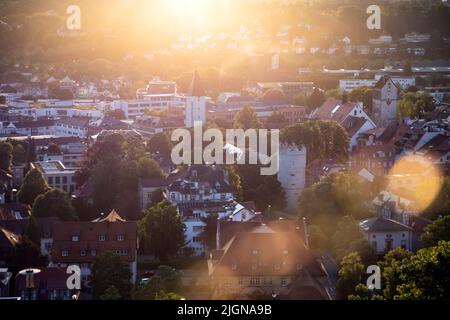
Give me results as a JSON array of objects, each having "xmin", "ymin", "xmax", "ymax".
[
  {"xmin": 216, "ymin": 217, "xmax": 221, "ymax": 250},
  {"xmin": 302, "ymin": 217, "xmax": 310, "ymax": 249},
  {"xmin": 342, "ymin": 90, "xmax": 348, "ymax": 104}
]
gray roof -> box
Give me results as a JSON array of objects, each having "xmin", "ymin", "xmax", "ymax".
[{"xmin": 360, "ymin": 216, "xmax": 413, "ymax": 232}]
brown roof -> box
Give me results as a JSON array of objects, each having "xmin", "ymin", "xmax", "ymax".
[
  {"xmin": 15, "ymin": 267, "xmax": 69, "ymax": 293},
  {"xmin": 51, "ymin": 218, "xmax": 138, "ymax": 263},
  {"xmin": 314, "ymin": 98, "xmax": 360, "ymax": 125},
  {"xmin": 188, "ymin": 70, "xmax": 205, "ymax": 97},
  {"xmin": 210, "ymin": 225, "xmax": 321, "ymax": 278},
  {"xmin": 341, "ymin": 116, "xmax": 368, "ymax": 137}
]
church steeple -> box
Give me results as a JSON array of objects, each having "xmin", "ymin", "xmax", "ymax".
[{"xmin": 188, "ymin": 70, "xmax": 205, "ymax": 97}]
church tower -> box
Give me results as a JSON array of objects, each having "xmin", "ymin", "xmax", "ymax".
[
  {"xmin": 372, "ymin": 75, "xmax": 399, "ymax": 126},
  {"xmin": 185, "ymin": 71, "xmax": 206, "ymax": 128},
  {"xmin": 277, "ymin": 143, "xmax": 307, "ymax": 212}
]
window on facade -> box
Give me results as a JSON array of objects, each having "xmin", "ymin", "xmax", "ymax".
[
  {"xmin": 45, "ymin": 242, "xmax": 52, "ymax": 251},
  {"xmin": 250, "ymin": 277, "xmax": 260, "ymax": 286},
  {"xmin": 48, "ymin": 177, "xmax": 53, "ymax": 184},
  {"xmin": 281, "ymin": 278, "xmax": 287, "ymax": 286},
  {"xmin": 231, "ymin": 263, "xmax": 237, "ymax": 270},
  {"xmin": 55, "ymin": 177, "xmax": 60, "ymax": 184},
  {"xmin": 401, "ymin": 240, "xmax": 407, "ymax": 249},
  {"xmin": 80, "ymin": 250, "xmax": 86, "ymax": 257},
  {"xmin": 116, "ymin": 249, "xmax": 128, "ymax": 256},
  {"xmin": 98, "ymin": 235, "xmax": 106, "ymax": 241},
  {"xmin": 71, "ymin": 235, "xmax": 79, "ymax": 242},
  {"xmin": 117, "ymin": 234, "xmax": 125, "ymax": 241},
  {"xmin": 91, "ymin": 249, "xmax": 97, "ymax": 256},
  {"xmin": 252, "ymin": 249, "xmax": 258, "ymax": 255},
  {"xmin": 62, "ymin": 250, "xmax": 69, "ymax": 257}
]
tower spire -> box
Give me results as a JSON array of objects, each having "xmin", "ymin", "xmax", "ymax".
[{"xmin": 188, "ymin": 70, "xmax": 205, "ymax": 97}]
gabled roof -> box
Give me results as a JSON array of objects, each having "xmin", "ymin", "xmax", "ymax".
[
  {"xmin": 360, "ymin": 216, "xmax": 413, "ymax": 233},
  {"xmin": 188, "ymin": 71, "xmax": 205, "ymax": 97},
  {"xmin": 374, "ymin": 75, "xmax": 401, "ymax": 90},
  {"xmin": 314, "ymin": 98, "xmax": 362, "ymax": 125},
  {"xmin": 341, "ymin": 115, "xmax": 368, "ymax": 137},
  {"xmin": 210, "ymin": 225, "xmax": 313, "ymax": 277}
]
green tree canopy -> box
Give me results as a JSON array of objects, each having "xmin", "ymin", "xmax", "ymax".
[
  {"xmin": 133, "ymin": 265, "xmax": 182, "ymax": 300},
  {"xmin": 17, "ymin": 168, "xmax": 49, "ymax": 206},
  {"xmin": 332, "ymin": 215, "xmax": 373, "ymax": 264},
  {"xmin": 0, "ymin": 141, "xmax": 13, "ymax": 172},
  {"xmin": 91, "ymin": 252, "xmax": 132, "ymax": 300},
  {"xmin": 348, "ymin": 86, "xmax": 373, "ymax": 113},
  {"xmin": 233, "ymin": 106, "xmax": 261, "ymax": 130},
  {"xmin": 138, "ymin": 200, "xmax": 185, "ymax": 261},
  {"xmin": 421, "ymin": 215, "xmax": 450, "ymax": 248},
  {"xmin": 306, "ymin": 88, "xmax": 326, "ymax": 112},
  {"xmin": 281, "ymin": 120, "xmax": 349, "ymax": 162},
  {"xmin": 32, "ymin": 188, "xmax": 77, "ymax": 221},
  {"xmin": 147, "ymin": 133, "xmax": 172, "ymax": 159},
  {"xmin": 261, "ymin": 88, "xmax": 287, "ymax": 105},
  {"xmin": 138, "ymin": 157, "xmax": 164, "ymax": 180},
  {"xmin": 336, "ymin": 252, "xmax": 365, "ymax": 300},
  {"xmin": 299, "ymin": 172, "xmax": 370, "ymax": 223},
  {"xmin": 397, "ymin": 92, "xmax": 435, "ymax": 118},
  {"xmin": 394, "ymin": 241, "xmax": 450, "ymax": 300}
]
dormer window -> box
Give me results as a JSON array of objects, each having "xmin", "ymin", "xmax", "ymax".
[{"xmin": 71, "ymin": 235, "xmax": 79, "ymax": 242}]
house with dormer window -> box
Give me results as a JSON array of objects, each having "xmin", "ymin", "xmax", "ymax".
[{"xmin": 49, "ymin": 210, "xmax": 138, "ymax": 287}]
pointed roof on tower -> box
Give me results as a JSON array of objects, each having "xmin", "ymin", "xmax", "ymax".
[{"xmin": 188, "ymin": 70, "xmax": 205, "ymax": 97}]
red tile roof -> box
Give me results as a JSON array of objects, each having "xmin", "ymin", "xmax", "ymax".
[{"xmin": 51, "ymin": 211, "xmax": 137, "ymax": 263}]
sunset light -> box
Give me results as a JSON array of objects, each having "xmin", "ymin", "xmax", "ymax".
[{"xmin": 0, "ymin": 0, "xmax": 450, "ymax": 309}]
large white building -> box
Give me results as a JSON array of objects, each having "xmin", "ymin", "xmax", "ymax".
[
  {"xmin": 184, "ymin": 71, "xmax": 206, "ymax": 128},
  {"xmin": 277, "ymin": 144, "xmax": 307, "ymax": 211},
  {"xmin": 339, "ymin": 79, "xmax": 377, "ymax": 91},
  {"xmin": 31, "ymin": 161, "xmax": 77, "ymax": 194},
  {"xmin": 360, "ymin": 216, "xmax": 413, "ymax": 254},
  {"xmin": 54, "ymin": 117, "xmax": 90, "ymax": 138},
  {"xmin": 339, "ymin": 75, "xmax": 415, "ymax": 91}
]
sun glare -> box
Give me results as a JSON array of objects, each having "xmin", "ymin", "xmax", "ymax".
[{"xmin": 387, "ymin": 154, "xmax": 443, "ymax": 213}]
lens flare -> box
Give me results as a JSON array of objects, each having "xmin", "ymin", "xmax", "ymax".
[{"xmin": 387, "ymin": 154, "xmax": 443, "ymax": 213}]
